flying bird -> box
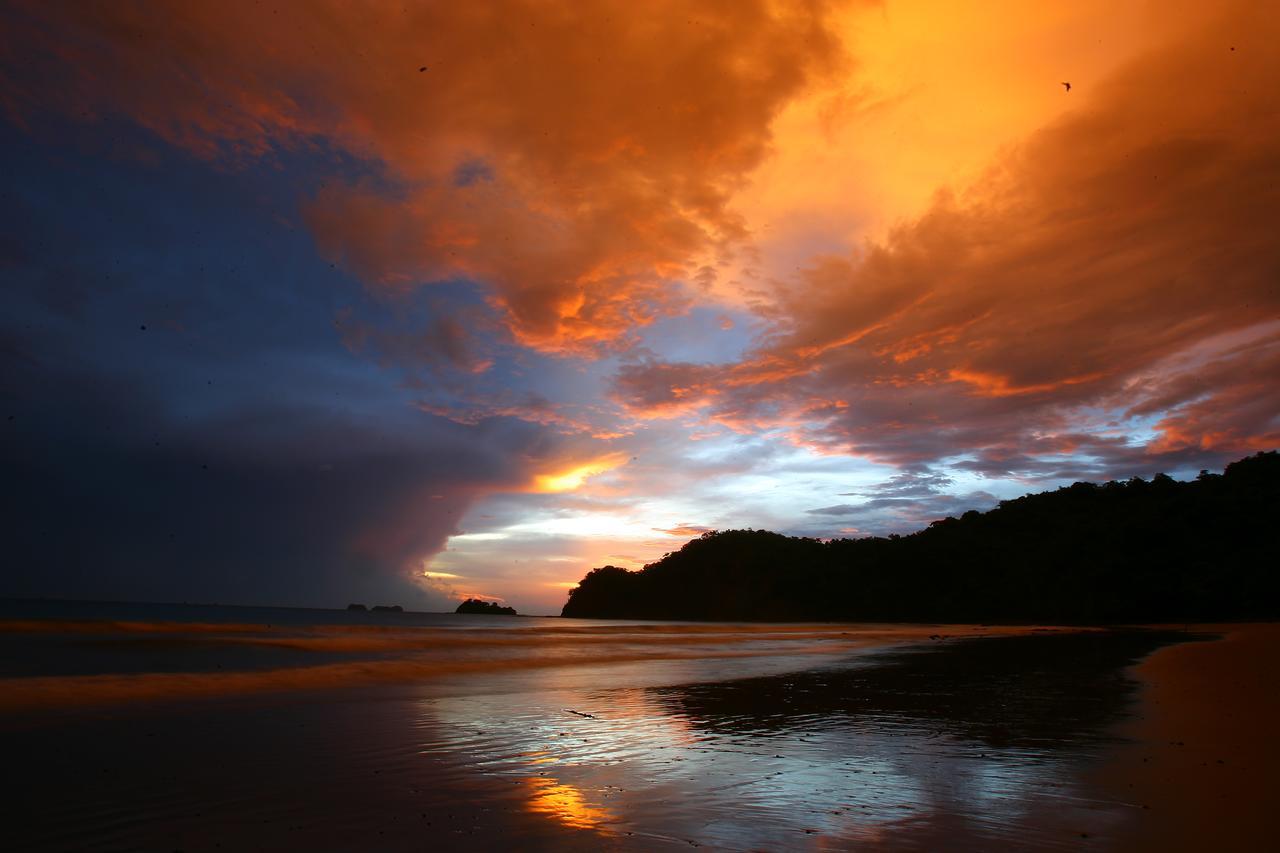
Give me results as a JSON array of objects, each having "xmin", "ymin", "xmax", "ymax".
[{"xmin": 1062, "ymin": 81, "xmax": 1071, "ymax": 92}]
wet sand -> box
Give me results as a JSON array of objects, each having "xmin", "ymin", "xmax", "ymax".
[
  {"xmin": 2, "ymin": 620, "xmax": 1273, "ymax": 850},
  {"xmin": 1098, "ymin": 624, "xmax": 1280, "ymax": 852},
  {"xmin": 0, "ymin": 620, "xmax": 1040, "ymax": 711}
]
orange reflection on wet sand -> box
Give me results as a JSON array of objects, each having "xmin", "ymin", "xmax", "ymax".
[{"xmin": 523, "ymin": 775, "xmax": 615, "ymax": 831}]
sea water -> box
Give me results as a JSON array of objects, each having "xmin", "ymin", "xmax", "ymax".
[{"xmin": 0, "ymin": 599, "xmax": 1190, "ymax": 850}]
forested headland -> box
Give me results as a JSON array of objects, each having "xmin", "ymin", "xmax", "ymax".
[{"xmin": 561, "ymin": 452, "xmax": 1280, "ymax": 623}]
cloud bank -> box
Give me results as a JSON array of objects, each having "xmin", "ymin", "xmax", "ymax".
[
  {"xmin": 613, "ymin": 4, "xmax": 1280, "ymax": 480},
  {"xmin": 2, "ymin": 1, "xmax": 1277, "ymax": 612}
]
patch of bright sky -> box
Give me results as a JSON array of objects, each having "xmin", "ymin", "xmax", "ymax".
[
  {"xmin": 429, "ymin": 431, "xmax": 908, "ymax": 612},
  {"xmin": 508, "ymin": 346, "xmax": 620, "ymax": 404},
  {"xmin": 633, "ymin": 305, "xmax": 761, "ymax": 365},
  {"xmin": 1077, "ymin": 405, "xmax": 1164, "ymax": 454},
  {"xmin": 942, "ymin": 466, "xmax": 1012, "ymax": 497}
]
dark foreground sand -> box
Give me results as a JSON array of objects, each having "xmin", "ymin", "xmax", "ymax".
[
  {"xmin": 1099, "ymin": 624, "xmax": 1280, "ymax": 852},
  {"xmin": 3, "ymin": 622, "xmax": 1276, "ymax": 850}
]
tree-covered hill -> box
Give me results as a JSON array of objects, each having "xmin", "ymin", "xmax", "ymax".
[
  {"xmin": 455, "ymin": 598, "xmax": 518, "ymax": 616},
  {"xmin": 561, "ymin": 452, "xmax": 1280, "ymax": 623}
]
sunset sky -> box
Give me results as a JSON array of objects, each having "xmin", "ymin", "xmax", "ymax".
[{"xmin": 2, "ymin": 1, "xmax": 1276, "ymax": 614}]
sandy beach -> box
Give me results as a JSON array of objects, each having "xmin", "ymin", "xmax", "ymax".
[
  {"xmin": 1098, "ymin": 624, "xmax": 1280, "ymax": 852},
  {"xmin": 2, "ymin": 610, "xmax": 1276, "ymax": 851}
]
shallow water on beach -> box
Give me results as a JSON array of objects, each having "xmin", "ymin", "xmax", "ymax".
[
  {"xmin": 0, "ymin": 599, "xmax": 977, "ymax": 709},
  {"xmin": 0, "ymin": 601, "xmax": 1198, "ymax": 851},
  {"xmin": 405, "ymin": 630, "xmax": 1189, "ymax": 850}
]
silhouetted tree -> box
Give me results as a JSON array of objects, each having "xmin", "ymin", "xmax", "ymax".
[
  {"xmin": 560, "ymin": 452, "xmax": 1280, "ymax": 623},
  {"xmin": 455, "ymin": 598, "xmax": 517, "ymax": 616}
]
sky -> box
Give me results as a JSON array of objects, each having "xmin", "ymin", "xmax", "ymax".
[{"xmin": 1, "ymin": 0, "xmax": 1277, "ymax": 615}]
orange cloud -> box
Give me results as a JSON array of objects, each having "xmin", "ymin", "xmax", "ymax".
[
  {"xmin": 1, "ymin": 0, "xmax": 851, "ymax": 356},
  {"xmin": 5, "ymin": 0, "xmax": 1274, "ymax": 508},
  {"xmin": 531, "ymin": 453, "xmax": 629, "ymax": 493},
  {"xmin": 613, "ymin": 2, "xmax": 1280, "ymax": 475},
  {"xmin": 947, "ymin": 368, "xmax": 1107, "ymax": 399}
]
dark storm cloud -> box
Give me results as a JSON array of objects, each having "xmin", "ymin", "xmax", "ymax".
[
  {"xmin": 2, "ymin": 364, "xmax": 529, "ymax": 608},
  {"xmin": 0, "ymin": 123, "xmax": 549, "ymax": 607}
]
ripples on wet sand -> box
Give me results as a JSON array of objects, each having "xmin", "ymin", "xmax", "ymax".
[{"xmin": 0, "ymin": 611, "xmax": 1210, "ymax": 851}]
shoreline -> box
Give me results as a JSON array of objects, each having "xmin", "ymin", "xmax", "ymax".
[
  {"xmin": 0, "ymin": 620, "xmax": 1082, "ymax": 714},
  {"xmin": 5, "ymin": 620, "xmax": 1274, "ymax": 850},
  {"xmin": 1097, "ymin": 623, "xmax": 1280, "ymax": 851},
  {"xmin": 2, "ymin": 625, "xmax": 1187, "ymax": 851}
]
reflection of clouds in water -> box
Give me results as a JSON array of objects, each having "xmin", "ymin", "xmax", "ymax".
[
  {"xmin": 416, "ymin": 689, "xmax": 1096, "ymax": 849},
  {"xmin": 2, "ymin": 619, "xmax": 1185, "ymax": 850},
  {"xmin": 412, "ymin": 635, "xmax": 1168, "ymax": 849}
]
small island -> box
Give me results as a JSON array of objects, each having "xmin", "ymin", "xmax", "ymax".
[
  {"xmin": 455, "ymin": 598, "xmax": 518, "ymax": 616},
  {"xmin": 345, "ymin": 603, "xmax": 367, "ymax": 611},
  {"xmin": 370, "ymin": 604, "xmax": 403, "ymax": 613}
]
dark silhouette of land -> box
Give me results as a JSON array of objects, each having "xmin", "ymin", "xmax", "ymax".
[
  {"xmin": 455, "ymin": 598, "xmax": 518, "ymax": 616},
  {"xmin": 562, "ymin": 451, "xmax": 1279, "ymax": 622}
]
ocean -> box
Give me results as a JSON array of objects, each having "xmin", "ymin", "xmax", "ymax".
[{"xmin": 1, "ymin": 599, "xmax": 1193, "ymax": 850}]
